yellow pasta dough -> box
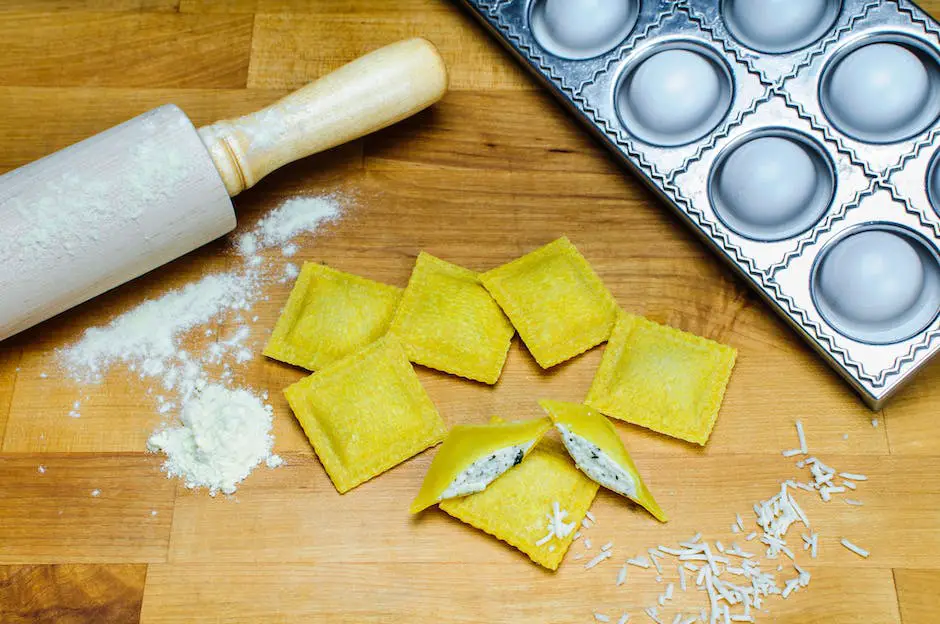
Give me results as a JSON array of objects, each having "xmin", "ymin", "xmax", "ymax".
[
  {"xmin": 410, "ymin": 417, "xmax": 551, "ymax": 514},
  {"xmin": 264, "ymin": 263, "xmax": 402, "ymax": 371},
  {"xmin": 440, "ymin": 418, "xmax": 599, "ymax": 570},
  {"xmin": 389, "ymin": 252, "xmax": 514, "ymax": 384},
  {"xmin": 480, "ymin": 237, "xmax": 618, "ymax": 369},
  {"xmin": 539, "ymin": 399, "xmax": 666, "ymax": 522},
  {"xmin": 586, "ymin": 312, "xmax": 737, "ymax": 446},
  {"xmin": 284, "ymin": 336, "xmax": 447, "ymax": 493}
]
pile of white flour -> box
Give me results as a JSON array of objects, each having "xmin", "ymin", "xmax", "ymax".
[
  {"xmin": 59, "ymin": 194, "xmax": 346, "ymax": 495},
  {"xmin": 146, "ymin": 384, "xmax": 282, "ymax": 496}
]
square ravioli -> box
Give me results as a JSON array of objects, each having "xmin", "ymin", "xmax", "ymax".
[
  {"xmin": 586, "ymin": 312, "xmax": 737, "ymax": 446},
  {"xmin": 264, "ymin": 263, "xmax": 402, "ymax": 371},
  {"xmin": 440, "ymin": 436, "xmax": 599, "ymax": 570},
  {"xmin": 284, "ymin": 336, "xmax": 447, "ymax": 493},
  {"xmin": 481, "ymin": 237, "xmax": 618, "ymax": 369},
  {"xmin": 389, "ymin": 252, "xmax": 514, "ymax": 384}
]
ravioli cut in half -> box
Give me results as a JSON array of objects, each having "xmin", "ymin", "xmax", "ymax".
[
  {"xmin": 410, "ymin": 417, "xmax": 552, "ymax": 514},
  {"xmin": 440, "ymin": 417, "xmax": 599, "ymax": 570},
  {"xmin": 540, "ymin": 399, "xmax": 667, "ymax": 523}
]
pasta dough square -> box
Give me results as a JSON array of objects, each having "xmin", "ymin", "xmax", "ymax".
[
  {"xmin": 440, "ymin": 435, "xmax": 599, "ymax": 570},
  {"xmin": 390, "ymin": 252, "xmax": 514, "ymax": 384},
  {"xmin": 284, "ymin": 336, "xmax": 447, "ymax": 493},
  {"xmin": 481, "ymin": 237, "xmax": 618, "ymax": 369},
  {"xmin": 264, "ymin": 263, "xmax": 402, "ymax": 371},
  {"xmin": 586, "ymin": 312, "xmax": 737, "ymax": 446}
]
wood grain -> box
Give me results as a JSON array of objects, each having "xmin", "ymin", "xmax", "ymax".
[
  {"xmin": 0, "ymin": 456, "xmax": 175, "ymax": 563},
  {"xmin": 896, "ymin": 569, "xmax": 940, "ymax": 624},
  {"xmin": 364, "ymin": 90, "xmax": 619, "ymax": 174},
  {"xmin": 0, "ymin": 1, "xmax": 178, "ymax": 10},
  {"xmin": 180, "ymin": 0, "xmax": 436, "ymax": 12},
  {"xmin": 0, "ymin": 12, "xmax": 252, "ymax": 88},
  {"xmin": 3, "ymin": 0, "xmax": 940, "ymax": 622},
  {"xmin": 139, "ymin": 562, "xmax": 901, "ymax": 623},
  {"xmin": 883, "ymin": 367, "xmax": 940, "ymax": 456},
  {"xmin": 0, "ymin": 342, "xmax": 21, "ymax": 444},
  {"xmin": 247, "ymin": 9, "xmax": 532, "ymax": 91},
  {"xmin": 0, "ymin": 564, "xmax": 146, "ymax": 624}
]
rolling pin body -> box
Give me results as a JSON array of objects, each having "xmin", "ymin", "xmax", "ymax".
[
  {"xmin": 0, "ymin": 105, "xmax": 234, "ymax": 342},
  {"xmin": 0, "ymin": 38, "xmax": 447, "ymax": 342}
]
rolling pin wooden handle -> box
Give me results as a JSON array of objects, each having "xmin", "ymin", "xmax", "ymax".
[{"xmin": 198, "ymin": 37, "xmax": 448, "ymax": 197}]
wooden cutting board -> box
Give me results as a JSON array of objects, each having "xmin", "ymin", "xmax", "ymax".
[{"xmin": 1, "ymin": 2, "xmax": 938, "ymax": 622}]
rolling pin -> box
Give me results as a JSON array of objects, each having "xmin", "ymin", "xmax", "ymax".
[{"xmin": 0, "ymin": 38, "xmax": 447, "ymax": 342}]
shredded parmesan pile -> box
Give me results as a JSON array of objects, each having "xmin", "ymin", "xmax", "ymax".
[
  {"xmin": 581, "ymin": 421, "xmax": 870, "ymax": 623},
  {"xmin": 536, "ymin": 501, "xmax": 578, "ymax": 553}
]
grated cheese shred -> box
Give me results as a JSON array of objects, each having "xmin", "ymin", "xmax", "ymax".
[
  {"xmin": 840, "ymin": 538, "xmax": 870, "ymax": 558},
  {"xmin": 617, "ymin": 564, "xmax": 628, "ymax": 587},
  {"xmin": 585, "ymin": 550, "xmax": 613, "ymax": 570}
]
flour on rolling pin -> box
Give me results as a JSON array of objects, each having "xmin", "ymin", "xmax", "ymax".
[
  {"xmin": 200, "ymin": 105, "xmax": 295, "ymax": 155},
  {"xmin": 0, "ymin": 109, "xmax": 214, "ymax": 273},
  {"xmin": 0, "ymin": 106, "xmax": 236, "ymax": 342},
  {"xmin": 1, "ymin": 114, "xmax": 196, "ymax": 267}
]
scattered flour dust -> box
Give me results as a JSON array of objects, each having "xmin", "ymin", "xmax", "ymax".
[
  {"xmin": 147, "ymin": 384, "xmax": 282, "ymax": 496},
  {"xmin": 58, "ymin": 194, "xmax": 347, "ymax": 495},
  {"xmin": 60, "ymin": 271, "xmax": 260, "ymax": 397},
  {"xmin": 279, "ymin": 262, "xmax": 300, "ymax": 284},
  {"xmin": 236, "ymin": 195, "xmax": 342, "ymax": 261}
]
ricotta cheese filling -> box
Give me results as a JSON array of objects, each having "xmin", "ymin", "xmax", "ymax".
[
  {"xmin": 440, "ymin": 442, "xmax": 533, "ymax": 500},
  {"xmin": 557, "ymin": 424, "xmax": 637, "ymax": 498}
]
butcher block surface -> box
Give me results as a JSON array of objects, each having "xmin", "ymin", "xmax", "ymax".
[{"xmin": 1, "ymin": 1, "xmax": 939, "ymax": 622}]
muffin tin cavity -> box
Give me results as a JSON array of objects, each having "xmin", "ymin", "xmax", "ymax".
[
  {"xmin": 709, "ymin": 130, "xmax": 835, "ymax": 241},
  {"xmin": 616, "ymin": 43, "xmax": 734, "ymax": 146},
  {"xmin": 813, "ymin": 225, "xmax": 940, "ymax": 344},
  {"xmin": 530, "ymin": 0, "xmax": 640, "ymax": 60},
  {"xmin": 820, "ymin": 36, "xmax": 940, "ymax": 144},
  {"xmin": 927, "ymin": 147, "xmax": 940, "ymax": 219},
  {"xmin": 722, "ymin": 0, "xmax": 841, "ymax": 54}
]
